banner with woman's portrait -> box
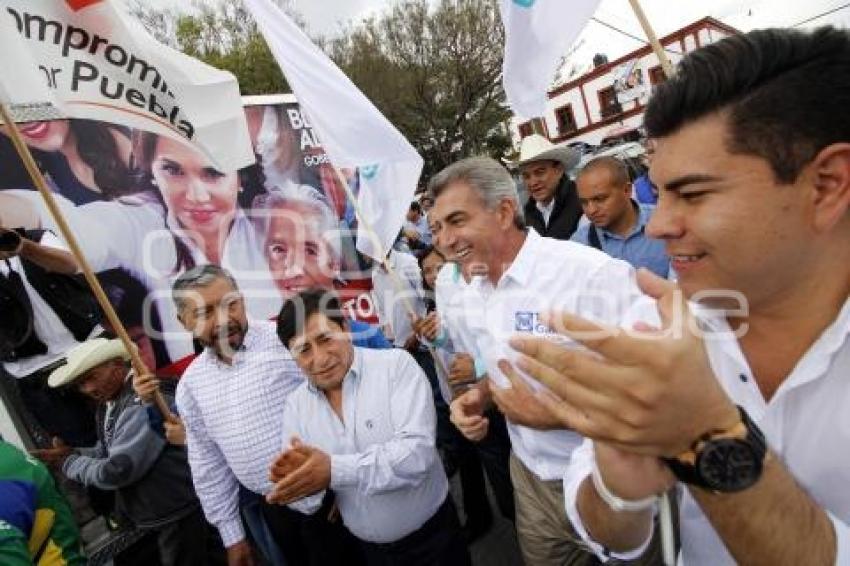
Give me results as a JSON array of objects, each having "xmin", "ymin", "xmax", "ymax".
[{"xmin": 0, "ymin": 94, "xmax": 379, "ymax": 372}]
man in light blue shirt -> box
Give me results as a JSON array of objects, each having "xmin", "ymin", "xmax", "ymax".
[
  {"xmin": 269, "ymin": 288, "xmax": 471, "ymax": 566},
  {"xmin": 571, "ymin": 156, "xmax": 670, "ymax": 277}
]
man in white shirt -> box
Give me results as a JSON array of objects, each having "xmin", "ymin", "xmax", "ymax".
[
  {"xmin": 506, "ymin": 26, "xmax": 850, "ymax": 565},
  {"xmin": 398, "ymin": 201, "xmax": 432, "ymax": 256},
  {"xmin": 268, "ymin": 288, "xmax": 471, "ymax": 566},
  {"xmin": 426, "ymin": 156, "xmax": 647, "ymax": 565}
]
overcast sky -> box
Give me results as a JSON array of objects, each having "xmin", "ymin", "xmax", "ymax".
[
  {"xmin": 138, "ymin": 0, "xmax": 850, "ymax": 77},
  {"xmin": 288, "ymin": 0, "xmax": 850, "ymax": 61}
]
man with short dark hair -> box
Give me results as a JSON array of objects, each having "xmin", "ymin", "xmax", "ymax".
[
  {"xmin": 508, "ymin": 26, "xmax": 850, "ymax": 565},
  {"xmin": 518, "ymin": 134, "xmax": 583, "ymax": 240},
  {"xmin": 407, "ymin": 201, "xmax": 432, "ymax": 243},
  {"xmin": 572, "ymin": 156, "xmax": 669, "ymax": 277},
  {"xmin": 269, "ymin": 289, "xmax": 470, "ymax": 566}
]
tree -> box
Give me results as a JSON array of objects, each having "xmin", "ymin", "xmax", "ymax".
[
  {"xmin": 129, "ymin": 0, "xmax": 512, "ymax": 174},
  {"xmin": 328, "ymin": 0, "xmax": 511, "ymax": 175},
  {"xmin": 128, "ymin": 0, "xmax": 293, "ymax": 95}
]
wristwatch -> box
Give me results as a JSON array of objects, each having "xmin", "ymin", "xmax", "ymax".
[{"xmin": 664, "ymin": 406, "xmax": 767, "ymax": 493}]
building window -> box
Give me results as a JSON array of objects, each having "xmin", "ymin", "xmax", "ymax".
[
  {"xmin": 649, "ymin": 65, "xmax": 668, "ymax": 87},
  {"xmin": 598, "ymin": 86, "xmax": 622, "ymax": 119},
  {"xmin": 554, "ymin": 104, "xmax": 577, "ymax": 136},
  {"xmin": 518, "ymin": 121, "xmax": 533, "ymax": 138}
]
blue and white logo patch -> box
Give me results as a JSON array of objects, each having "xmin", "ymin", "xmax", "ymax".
[{"xmin": 514, "ymin": 311, "xmax": 551, "ymax": 334}]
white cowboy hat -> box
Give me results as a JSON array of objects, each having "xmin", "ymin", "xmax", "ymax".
[
  {"xmin": 48, "ymin": 338, "xmax": 132, "ymax": 388},
  {"xmin": 517, "ymin": 134, "xmax": 581, "ymax": 171}
]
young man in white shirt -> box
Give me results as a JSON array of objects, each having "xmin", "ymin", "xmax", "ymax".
[
  {"xmin": 268, "ymin": 288, "xmax": 471, "ymax": 566},
  {"xmin": 426, "ymin": 156, "xmax": 648, "ymax": 565},
  {"xmin": 506, "ymin": 26, "xmax": 850, "ymax": 565}
]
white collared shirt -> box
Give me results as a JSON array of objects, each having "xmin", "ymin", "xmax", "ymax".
[
  {"xmin": 563, "ymin": 298, "xmax": 850, "ymax": 565},
  {"xmin": 536, "ymin": 198, "xmax": 556, "ymax": 226},
  {"xmin": 282, "ymin": 347, "xmax": 448, "ymax": 543},
  {"xmin": 371, "ymin": 250, "xmax": 427, "ymax": 347},
  {"xmin": 436, "ymin": 229, "xmax": 646, "ymax": 480},
  {"xmin": 176, "ymin": 320, "xmax": 305, "ymax": 546}
]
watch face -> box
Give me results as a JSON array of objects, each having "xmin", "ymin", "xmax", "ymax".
[{"xmin": 697, "ymin": 439, "xmax": 763, "ymax": 492}]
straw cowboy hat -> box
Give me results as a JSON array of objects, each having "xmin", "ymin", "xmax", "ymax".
[
  {"xmin": 517, "ymin": 134, "xmax": 581, "ymax": 171},
  {"xmin": 48, "ymin": 338, "xmax": 131, "ymax": 388}
]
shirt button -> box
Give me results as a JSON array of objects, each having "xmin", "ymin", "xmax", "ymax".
[{"xmin": 739, "ymin": 373, "xmax": 749, "ymax": 383}]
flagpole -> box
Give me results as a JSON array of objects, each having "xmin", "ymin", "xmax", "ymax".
[
  {"xmin": 0, "ymin": 104, "xmax": 174, "ymax": 422},
  {"xmin": 330, "ymin": 166, "xmax": 453, "ymax": 381},
  {"xmin": 627, "ymin": 0, "xmax": 675, "ymax": 79}
]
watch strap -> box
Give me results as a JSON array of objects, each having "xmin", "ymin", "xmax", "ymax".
[{"xmin": 664, "ymin": 405, "xmax": 767, "ymax": 491}]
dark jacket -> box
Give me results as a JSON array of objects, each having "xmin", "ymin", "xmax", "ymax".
[
  {"xmin": 523, "ymin": 174, "xmax": 583, "ymax": 241},
  {"xmin": 62, "ymin": 380, "xmax": 199, "ymax": 529},
  {"xmin": 0, "ymin": 230, "xmax": 101, "ymax": 362}
]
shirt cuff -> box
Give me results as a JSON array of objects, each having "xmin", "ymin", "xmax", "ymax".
[
  {"xmin": 563, "ymin": 471, "xmax": 655, "ymax": 562},
  {"xmin": 830, "ymin": 511, "xmax": 850, "ymax": 565},
  {"xmin": 330, "ymin": 454, "xmax": 358, "ymax": 489},
  {"xmin": 218, "ymin": 517, "xmax": 246, "ymax": 548},
  {"xmin": 474, "ymin": 357, "xmax": 487, "ymax": 379}
]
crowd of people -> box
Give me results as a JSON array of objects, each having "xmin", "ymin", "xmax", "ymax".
[{"xmin": 1, "ymin": 24, "xmax": 849, "ymax": 566}]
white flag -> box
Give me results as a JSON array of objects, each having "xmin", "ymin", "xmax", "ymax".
[
  {"xmin": 244, "ymin": 0, "xmax": 423, "ymax": 261},
  {"xmin": 500, "ymin": 0, "xmax": 601, "ymax": 119},
  {"xmin": 0, "ymin": 0, "xmax": 254, "ymax": 172}
]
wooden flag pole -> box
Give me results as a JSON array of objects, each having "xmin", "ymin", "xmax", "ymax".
[
  {"xmin": 627, "ymin": 0, "xmax": 675, "ymax": 79},
  {"xmin": 330, "ymin": 166, "xmax": 453, "ymax": 381},
  {"xmin": 0, "ymin": 104, "xmax": 173, "ymax": 422}
]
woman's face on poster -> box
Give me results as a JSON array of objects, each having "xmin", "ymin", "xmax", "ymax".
[
  {"xmin": 150, "ymin": 136, "xmax": 239, "ymax": 237},
  {"xmin": 4, "ymin": 120, "xmax": 72, "ymax": 153},
  {"xmin": 265, "ymin": 201, "xmax": 338, "ymax": 297}
]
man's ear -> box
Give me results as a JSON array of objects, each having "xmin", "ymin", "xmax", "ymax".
[
  {"xmin": 498, "ymin": 198, "xmax": 518, "ymax": 229},
  {"xmin": 809, "ymin": 143, "xmax": 850, "ymax": 232}
]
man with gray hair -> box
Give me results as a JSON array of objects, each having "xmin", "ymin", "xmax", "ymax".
[
  {"xmin": 169, "ymin": 264, "xmax": 360, "ymax": 566},
  {"xmin": 426, "ymin": 156, "xmax": 651, "ymax": 565}
]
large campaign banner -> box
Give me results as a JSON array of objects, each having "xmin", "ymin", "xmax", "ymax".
[
  {"xmin": 0, "ymin": 0, "xmax": 253, "ymax": 171},
  {"xmin": 0, "ymin": 95, "xmax": 380, "ymax": 372}
]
